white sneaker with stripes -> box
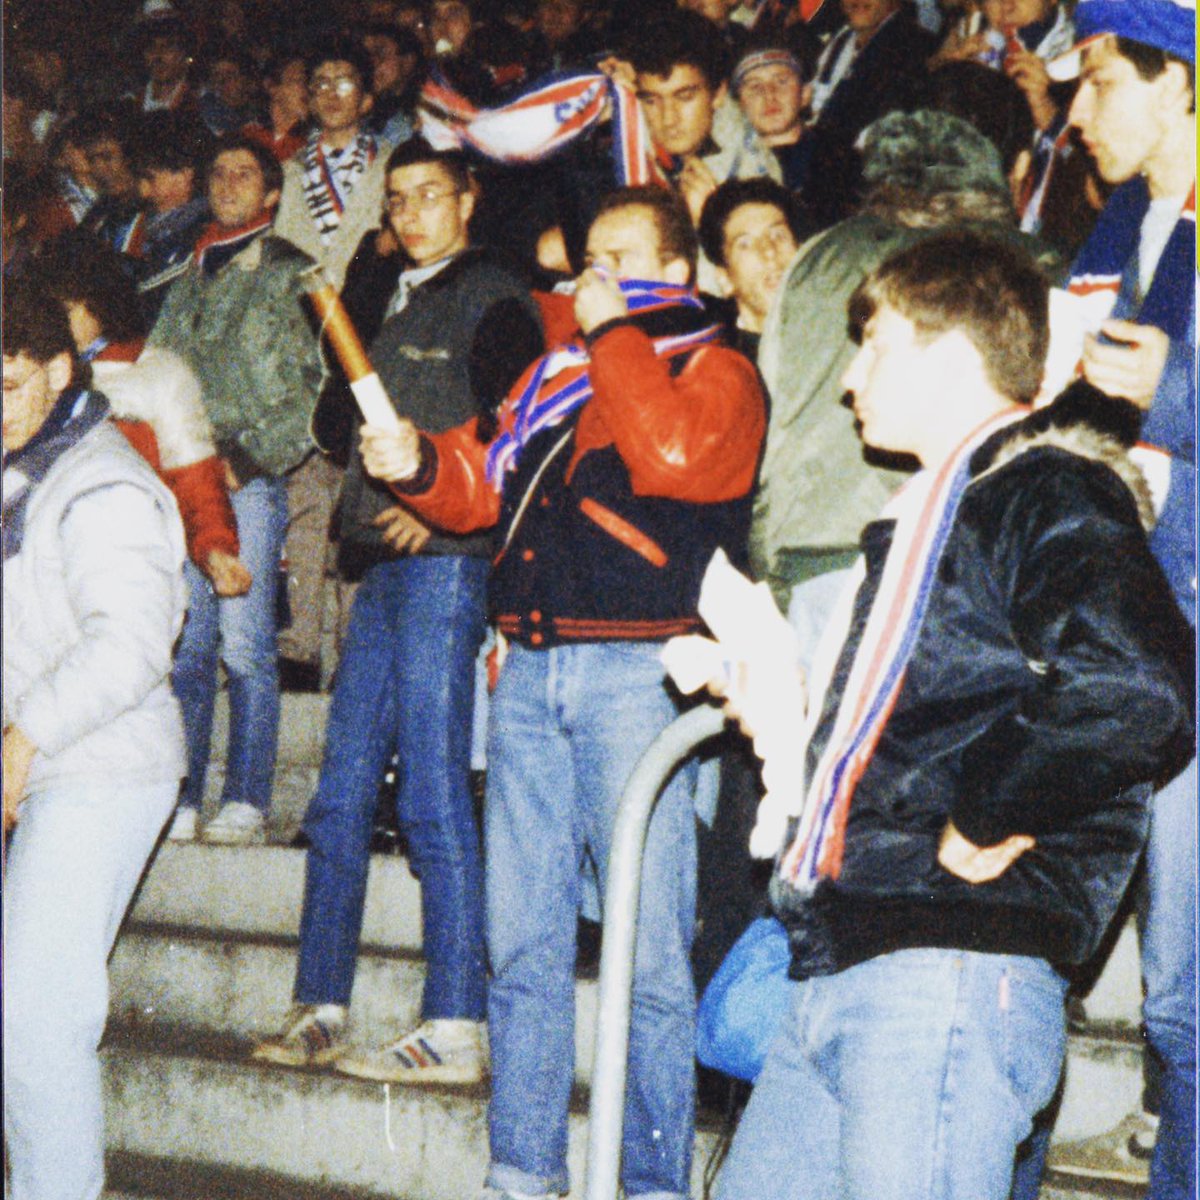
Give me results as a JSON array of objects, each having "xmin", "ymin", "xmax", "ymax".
[{"xmin": 335, "ymin": 1018, "xmax": 487, "ymax": 1085}]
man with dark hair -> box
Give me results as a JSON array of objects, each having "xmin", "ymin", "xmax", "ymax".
[
  {"xmin": 149, "ymin": 132, "xmax": 324, "ymax": 844},
  {"xmin": 362, "ymin": 23, "xmax": 424, "ymax": 146},
  {"xmin": 702, "ymin": 229, "xmax": 1194, "ymax": 1200},
  {"xmin": 699, "ymin": 176, "xmax": 803, "ymax": 356},
  {"xmin": 272, "ymin": 35, "xmax": 394, "ymax": 691},
  {"xmin": 132, "ymin": 17, "xmax": 198, "ymax": 115},
  {"xmin": 274, "ymin": 37, "xmax": 389, "ymax": 290},
  {"xmin": 35, "ymin": 232, "xmax": 246, "ymax": 603},
  {"xmin": 2, "ymin": 278, "xmax": 187, "ymax": 1200},
  {"xmin": 359, "ymin": 183, "xmax": 766, "ymax": 1200},
  {"xmin": 629, "ymin": 8, "xmax": 781, "ymax": 247},
  {"xmin": 252, "ymin": 141, "xmax": 542, "ymax": 1082},
  {"xmin": 78, "ymin": 108, "xmax": 147, "ymax": 256},
  {"xmin": 1036, "ymin": 1, "xmax": 1196, "ymax": 1193},
  {"xmin": 130, "ymin": 111, "xmax": 214, "ymax": 316}
]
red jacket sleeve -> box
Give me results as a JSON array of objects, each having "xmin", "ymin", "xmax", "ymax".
[
  {"xmin": 581, "ymin": 324, "xmax": 766, "ymax": 502},
  {"xmin": 389, "ymin": 417, "xmax": 502, "ymax": 534},
  {"xmin": 162, "ymin": 455, "xmax": 240, "ymax": 565}
]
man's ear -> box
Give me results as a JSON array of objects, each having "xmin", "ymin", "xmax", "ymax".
[
  {"xmin": 662, "ymin": 256, "xmax": 692, "ymax": 285},
  {"xmin": 458, "ymin": 186, "xmax": 477, "ymax": 227},
  {"xmin": 800, "ymin": 81, "xmax": 813, "ymax": 113},
  {"xmin": 358, "ymin": 92, "xmax": 375, "ymax": 118},
  {"xmin": 713, "ymin": 81, "xmax": 729, "ymax": 108},
  {"xmin": 714, "ymin": 265, "xmax": 734, "ymax": 297},
  {"xmin": 46, "ymin": 351, "xmax": 73, "ymax": 395},
  {"xmin": 263, "ymin": 187, "xmax": 282, "ymax": 211},
  {"xmin": 1158, "ymin": 59, "xmax": 1194, "ymax": 114}
]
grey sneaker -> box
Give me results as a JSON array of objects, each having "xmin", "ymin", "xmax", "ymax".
[
  {"xmin": 251, "ymin": 1004, "xmax": 348, "ymax": 1068},
  {"xmin": 201, "ymin": 801, "xmax": 266, "ymax": 845},
  {"xmin": 336, "ymin": 1018, "xmax": 487, "ymax": 1085},
  {"xmin": 1047, "ymin": 1110, "xmax": 1158, "ymax": 1185}
]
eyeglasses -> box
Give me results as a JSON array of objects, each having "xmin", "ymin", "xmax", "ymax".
[
  {"xmin": 310, "ymin": 75, "xmax": 361, "ymax": 97},
  {"xmin": 385, "ymin": 185, "xmax": 460, "ymax": 214}
]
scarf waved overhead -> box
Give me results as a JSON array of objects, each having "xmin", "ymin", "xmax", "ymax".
[
  {"xmin": 2, "ymin": 388, "xmax": 110, "ymax": 561},
  {"xmin": 301, "ymin": 131, "xmax": 379, "ymax": 244},
  {"xmin": 483, "ymin": 280, "xmax": 720, "ymax": 487},
  {"xmin": 771, "ymin": 408, "xmax": 1024, "ymax": 894},
  {"xmin": 419, "ymin": 67, "xmax": 665, "ymax": 186}
]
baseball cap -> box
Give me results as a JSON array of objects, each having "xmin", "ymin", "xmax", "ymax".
[{"xmin": 1048, "ymin": 0, "xmax": 1196, "ymax": 81}]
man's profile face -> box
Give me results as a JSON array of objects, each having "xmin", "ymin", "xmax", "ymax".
[
  {"xmin": 2, "ymin": 351, "xmax": 71, "ymax": 453},
  {"xmin": 638, "ymin": 65, "xmax": 724, "ymax": 159},
  {"xmin": 585, "ymin": 204, "xmax": 686, "ymax": 283},
  {"xmin": 738, "ymin": 65, "xmax": 806, "ymax": 141},
  {"xmin": 841, "ymin": 303, "xmax": 934, "ymax": 456},
  {"xmin": 208, "ymin": 149, "xmax": 278, "ymax": 229},
  {"xmin": 364, "ymin": 32, "xmax": 416, "ymax": 95},
  {"xmin": 1068, "ymin": 38, "xmax": 1170, "ymax": 185},
  {"xmin": 842, "ymin": 0, "xmax": 899, "ymax": 39},
  {"xmin": 719, "ymin": 202, "xmax": 798, "ymax": 328},
  {"xmin": 309, "ymin": 60, "xmax": 372, "ymax": 136},
  {"xmin": 385, "ymin": 161, "xmax": 474, "ymax": 267}
]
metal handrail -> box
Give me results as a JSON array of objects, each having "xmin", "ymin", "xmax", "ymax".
[{"xmin": 584, "ymin": 703, "xmax": 729, "ymax": 1200}]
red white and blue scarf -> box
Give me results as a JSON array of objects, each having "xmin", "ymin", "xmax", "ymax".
[
  {"xmin": 193, "ymin": 211, "xmax": 274, "ymax": 276},
  {"xmin": 777, "ymin": 407, "xmax": 1025, "ymax": 893},
  {"xmin": 1067, "ymin": 178, "xmax": 1195, "ymax": 343},
  {"xmin": 301, "ymin": 131, "xmax": 379, "ymax": 245},
  {"xmin": 483, "ymin": 279, "xmax": 718, "ymax": 486},
  {"xmin": 419, "ymin": 67, "xmax": 665, "ymax": 186}
]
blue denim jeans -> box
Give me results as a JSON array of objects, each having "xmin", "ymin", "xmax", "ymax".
[
  {"xmin": 716, "ymin": 948, "xmax": 1069, "ymax": 1200},
  {"xmin": 173, "ymin": 476, "xmax": 288, "ymax": 813},
  {"xmin": 1143, "ymin": 755, "xmax": 1197, "ymax": 1200},
  {"xmin": 485, "ymin": 642, "xmax": 698, "ymax": 1200},
  {"xmin": 294, "ymin": 555, "xmax": 488, "ymax": 1020},
  {"xmin": 3, "ymin": 779, "xmax": 178, "ymax": 1200}
]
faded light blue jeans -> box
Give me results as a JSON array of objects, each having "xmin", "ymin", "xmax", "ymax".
[
  {"xmin": 716, "ymin": 947, "xmax": 1069, "ymax": 1200},
  {"xmin": 485, "ymin": 642, "xmax": 699, "ymax": 1200},
  {"xmin": 173, "ymin": 476, "xmax": 288, "ymax": 813},
  {"xmin": 3, "ymin": 779, "xmax": 178, "ymax": 1200},
  {"xmin": 294, "ymin": 554, "xmax": 489, "ymax": 1020}
]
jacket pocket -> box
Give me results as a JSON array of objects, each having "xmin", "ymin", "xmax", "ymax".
[{"xmin": 579, "ymin": 498, "xmax": 668, "ymax": 568}]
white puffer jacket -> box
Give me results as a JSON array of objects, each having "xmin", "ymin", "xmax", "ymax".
[{"xmin": 3, "ymin": 420, "xmax": 188, "ymax": 793}]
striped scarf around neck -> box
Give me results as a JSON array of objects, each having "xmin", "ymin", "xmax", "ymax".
[
  {"xmin": 302, "ymin": 130, "xmax": 378, "ymax": 244},
  {"xmin": 484, "ymin": 279, "xmax": 720, "ymax": 487}
]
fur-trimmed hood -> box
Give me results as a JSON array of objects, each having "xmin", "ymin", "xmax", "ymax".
[{"xmin": 980, "ymin": 391, "xmax": 1156, "ymax": 533}]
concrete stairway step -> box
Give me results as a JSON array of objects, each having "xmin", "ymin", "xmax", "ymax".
[
  {"xmin": 104, "ymin": 1150, "xmax": 396, "ymax": 1199},
  {"xmin": 109, "ymin": 916, "xmax": 1135, "ymax": 1147},
  {"xmin": 129, "ymin": 843, "xmax": 423, "ymax": 953},
  {"xmin": 130, "ymin": 841, "xmax": 1147, "ymax": 1032},
  {"xmin": 101, "ymin": 1024, "xmax": 724, "ymax": 1200},
  {"xmin": 99, "ymin": 1025, "xmax": 1142, "ymax": 1200},
  {"xmin": 109, "ymin": 923, "xmax": 600, "ymax": 1085}
]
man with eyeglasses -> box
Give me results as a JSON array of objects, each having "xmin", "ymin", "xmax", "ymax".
[
  {"xmin": 274, "ymin": 37, "xmax": 395, "ymax": 692},
  {"xmin": 252, "ymin": 141, "xmax": 543, "ymax": 1084}
]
